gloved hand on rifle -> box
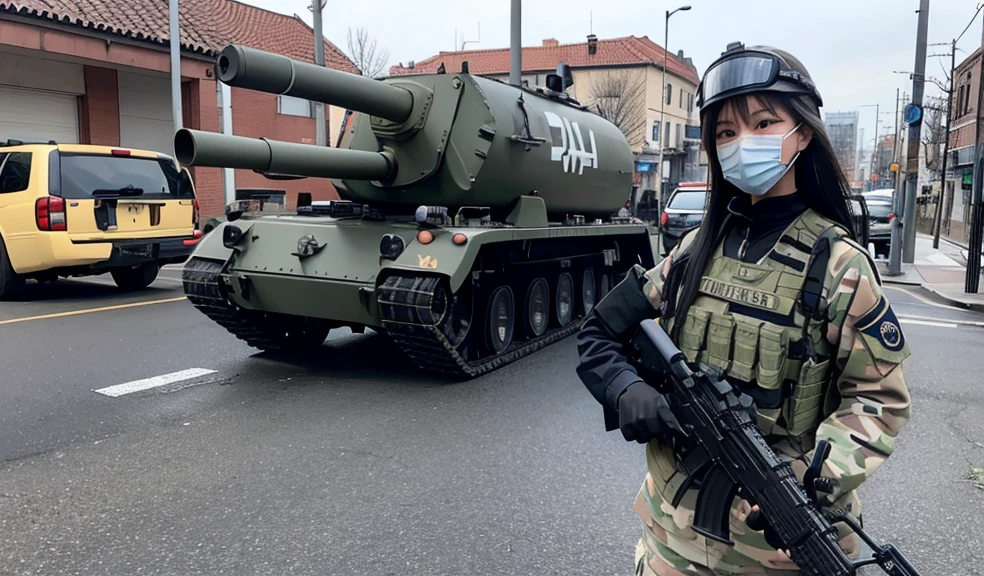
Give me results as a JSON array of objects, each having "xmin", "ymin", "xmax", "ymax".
[
  {"xmin": 744, "ymin": 503, "xmax": 788, "ymax": 553},
  {"xmin": 617, "ymin": 379, "xmax": 759, "ymax": 445},
  {"xmin": 616, "ymin": 381, "xmax": 682, "ymax": 444}
]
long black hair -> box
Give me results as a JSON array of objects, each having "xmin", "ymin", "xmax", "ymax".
[{"xmin": 667, "ymin": 90, "xmax": 857, "ymax": 340}]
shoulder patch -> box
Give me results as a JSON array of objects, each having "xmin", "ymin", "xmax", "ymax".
[{"xmin": 856, "ymin": 295, "xmax": 906, "ymax": 353}]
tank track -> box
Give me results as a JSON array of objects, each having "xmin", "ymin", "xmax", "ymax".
[
  {"xmin": 377, "ymin": 272, "xmax": 585, "ymax": 378},
  {"xmin": 182, "ymin": 257, "xmax": 330, "ymax": 351},
  {"xmin": 184, "ymin": 258, "xmax": 588, "ymax": 378}
]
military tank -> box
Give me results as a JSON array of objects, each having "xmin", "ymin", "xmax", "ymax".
[{"xmin": 177, "ymin": 43, "xmax": 657, "ymax": 378}]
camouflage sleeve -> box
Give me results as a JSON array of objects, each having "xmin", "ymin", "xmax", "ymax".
[
  {"xmin": 574, "ymin": 229, "xmax": 699, "ymax": 431},
  {"xmin": 805, "ymin": 239, "xmax": 913, "ymax": 507},
  {"xmin": 639, "ymin": 228, "xmax": 700, "ymax": 311}
]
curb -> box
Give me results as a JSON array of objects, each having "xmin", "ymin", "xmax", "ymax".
[
  {"xmin": 922, "ymin": 285, "xmax": 984, "ymax": 313},
  {"xmin": 882, "ymin": 277, "xmax": 922, "ymax": 287}
]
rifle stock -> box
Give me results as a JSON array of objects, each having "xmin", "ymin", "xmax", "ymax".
[{"xmin": 629, "ymin": 319, "xmax": 921, "ymax": 576}]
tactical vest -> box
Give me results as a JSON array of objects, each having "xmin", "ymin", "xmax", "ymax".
[{"xmin": 661, "ymin": 208, "xmax": 849, "ymax": 438}]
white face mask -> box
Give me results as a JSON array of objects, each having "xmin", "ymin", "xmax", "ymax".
[{"xmin": 716, "ymin": 122, "xmax": 803, "ymax": 196}]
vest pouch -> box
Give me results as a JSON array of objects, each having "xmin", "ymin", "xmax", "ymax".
[
  {"xmin": 755, "ymin": 324, "xmax": 788, "ymax": 390},
  {"xmin": 730, "ymin": 319, "xmax": 763, "ymax": 382},
  {"xmin": 703, "ymin": 314, "xmax": 735, "ymax": 372},
  {"xmin": 679, "ymin": 308, "xmax": 711, "ymax": 363},
  {"xmin": 783, "ymin": 358, "xmax": 831, "ymax": 437}
]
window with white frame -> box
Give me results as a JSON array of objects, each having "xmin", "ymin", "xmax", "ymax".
[{"xmin": 278, "ymin": 94, "xmax": 313, "ymax": 117}]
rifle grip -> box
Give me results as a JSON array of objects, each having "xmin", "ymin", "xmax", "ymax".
[{"xmin": 805, "ymin": 439, "xmax": 832, "ymax": 505}]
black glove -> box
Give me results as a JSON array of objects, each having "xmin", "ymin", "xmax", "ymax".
[
  {"xmin": 745, "ymin": 505, "xmax": 787, "ymax": 551},
  {"xmin": 617, "ymin": 381, "xmax": 682, "ymax": 444}
]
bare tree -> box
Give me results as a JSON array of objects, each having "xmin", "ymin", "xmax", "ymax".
[
  {"xmin": 921, "ymin": 95, "xmax": 946, "ymax": 174},
  {"xmin": 345, "ymin": 27, "xmax": 390, "ymax": 78},
  {"xmin": 587, "ymin": 69, "xmax": 647, "ymax": 148}
]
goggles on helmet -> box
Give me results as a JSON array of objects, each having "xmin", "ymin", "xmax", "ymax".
[{"xmin": 696, "ymin": 48, "xmax": 822, "ymax": 110}]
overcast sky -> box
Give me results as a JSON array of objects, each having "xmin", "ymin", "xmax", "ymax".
[{"xmin": 240, "ymin": 0, "xmax": 983, "ymax": 151}]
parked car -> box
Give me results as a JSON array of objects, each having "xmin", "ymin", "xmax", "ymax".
[
  {"xmin": 863, "ymin": 188, "xmax": 895, "ymax": 206},
  {"xmin": 0, "ymin": 139, "xmax": 200, "ymax": 299},
  {"xmin": 865, "ymin": 197, "xmax": 894, "ymax": 258},
  {"xmin": 660, "ymin": 182, "xmax": 709, "ymax": 255}
]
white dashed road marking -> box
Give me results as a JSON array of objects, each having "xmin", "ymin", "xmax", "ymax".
[
  {"xmin": 899, "ymin": 318, "xmax": 959, "ymax": 329},
  {"xmin": 897, "ymin": 313, "xmax": 984, "ymax": 328},
  {"xmin": 93, "ymin": 368, "xmax": 218, "ymax": 397}
]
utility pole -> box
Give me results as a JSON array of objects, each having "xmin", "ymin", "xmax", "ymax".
[
  {"xmin": 967, "ymin": 17, "xmax": 984, "ymax": 292},
  {"xmin": 902, "ymin": 0, "xmax": 930, "ymax": 264},
  {"xmin": 509, "ymin": 0, "xmax": 521, "ymax": 86},
  {"xmin": 312, "ymin": 0, "xmax": 326, "ymax": 146},
  {"xmin": 893, "ymin": 88, "xmax": 900, "ymax": 189},
  {"xmin": 168, "ymin": 0, "xmax": 182, "ymax": 146},
  {"xmin": 890, "ymin": 0, "xmax": 929, "ymax": 272},
  {"xmin": 933, "ymin": 38, "xmax": 956, "ymax": 249},
  {"xmin": 872, "ymin": 104, "xmax": 879, "ymax": 184}
]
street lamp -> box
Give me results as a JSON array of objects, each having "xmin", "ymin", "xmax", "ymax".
[{"xmin": 657, "ymin": 5, "xmax": 691, "ymax": 208}]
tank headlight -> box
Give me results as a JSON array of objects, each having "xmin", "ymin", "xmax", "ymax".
[
  {"xmin": 222, "ymin": 224, "xmax": 245, "ymax": 249},
  {"xmin": 380, "ymin": 234, "xmax": 405, "ymax": 259}
]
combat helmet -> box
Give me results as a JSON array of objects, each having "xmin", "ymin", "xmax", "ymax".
[{"xmin": 696, "ymin": 42, "xmax": 823, "ymax": 113}]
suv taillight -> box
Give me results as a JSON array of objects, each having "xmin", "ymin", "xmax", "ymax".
[
  {"xmin": 36, "ymin": 197, "xmax": 67, "ymax": 231},
  {"xmin": 660, "ymin": 211, "xmax": 669, "ymax": 227},
  {"xmin": 888, "ymin": 213, "xmax": 895, "ymax": 222},
  {"xmin": 193, "ymin": 198, "xmax": 200, "ymax": 229}
]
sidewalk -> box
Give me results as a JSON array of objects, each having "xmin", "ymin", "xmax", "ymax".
[{"xmin": 877, "ymin": 233, "xmax": 984, "ymax": 311}]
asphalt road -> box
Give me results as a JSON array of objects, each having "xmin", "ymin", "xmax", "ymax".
[{"xmin": 0, "ymin": 265, "xmax": 982, "ymax": 576}]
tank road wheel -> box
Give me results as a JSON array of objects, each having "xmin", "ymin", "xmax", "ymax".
[
  {"xmin": 599, "ymin": 270, "xmax": 611, "ymax": 301},
  {"xmin": 524, "ymin": 277, "xmax": 550, "ymax": 338},
  {"xmin": 580, "ymin": 268, "xmax": 596, "ymax": 315},
  {"xmin": 438, "ymin": 284, "xmax": 472, "ymax": 349},
  {"xmin": 555, "ymin": 272, "xmax": 574, "ymax": 327},
  {"xmin": 486, "ymin": 285, "xmax": 516, "ymax": 354}
]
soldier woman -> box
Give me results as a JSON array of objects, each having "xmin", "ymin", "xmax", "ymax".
[{"xmin": 575, "ymin": 42, "xmax": 912, "ymax": 575}]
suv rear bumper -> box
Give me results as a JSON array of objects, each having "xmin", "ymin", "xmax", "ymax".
[{"xmin": 14, "ymin": 233, "xmax": 199, "ymax": 274}]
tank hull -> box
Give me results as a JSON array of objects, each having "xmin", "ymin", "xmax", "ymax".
[{"xmin": 182, "ymin": 202, "xmax": 656, "ymax": 377}]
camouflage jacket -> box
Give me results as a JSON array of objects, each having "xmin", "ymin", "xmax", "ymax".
[{"xmin": 577, "ymin": 204, "xmax": 913, "ymax": 573}]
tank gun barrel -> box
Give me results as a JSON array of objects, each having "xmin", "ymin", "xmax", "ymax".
[
  {"xmin": 216, "ymin": 44, "xmax": 414, "ymax": 124},
  {"xmin": 174, "ymin": 128, "xmax": 395, "ymax": 181}
]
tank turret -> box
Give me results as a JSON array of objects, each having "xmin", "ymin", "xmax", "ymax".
[{"xmin": 175, "ymin": 44, "xmax": 635, "ymax": 219}]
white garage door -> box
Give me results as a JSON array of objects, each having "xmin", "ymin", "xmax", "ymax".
[
  {"xmin": 0, "ymin": 84, "xmax": 79, "ymax": 144},
  {"xmin": 118, "ymin": 71, "xmax": 174, "ymax": 155}
]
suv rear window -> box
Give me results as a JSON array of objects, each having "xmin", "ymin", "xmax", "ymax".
[
  {"xmin": 668, "ymin": 190, "xmax": 708, "ymax": 211},
  {"xmin": 867, "ymin": 201, "xmax": 893, "ymax": 218},
  {"xmin": 57, "ymin": 153, "xmax": 193, "ymax": 200}
]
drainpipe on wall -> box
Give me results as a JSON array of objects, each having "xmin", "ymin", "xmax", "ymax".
[{"xmin": 220, "ymin": 82, "xmax": 235, "ymax": 204}]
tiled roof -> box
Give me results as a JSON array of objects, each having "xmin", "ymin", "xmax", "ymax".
[
  {"xmin": 388, "ymin": 35, "xmax": 700, "ymax": 86},
  {"xmin": 0, "ymin": 0, "xmax": 358, "ymax": 73}
]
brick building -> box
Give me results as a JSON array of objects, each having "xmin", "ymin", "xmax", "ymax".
[
  {"xmin": 0, "ymin": 0, "xmax": 359, "ymax": 219},
  {"xmin": 942, "ymin": 46, "xmax": 983, "ymax": 242}
]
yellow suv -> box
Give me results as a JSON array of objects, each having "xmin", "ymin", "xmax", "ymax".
[{"xmin": 0, "ymin": 140, "xmax": 202, "ymax": 300}]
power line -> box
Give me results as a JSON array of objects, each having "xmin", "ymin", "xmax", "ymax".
[{"xmin": 957, "ymin": 2, "xmax": 984, "ymax": 44}]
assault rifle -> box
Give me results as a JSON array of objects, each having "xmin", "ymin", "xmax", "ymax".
[{"xmin": 629, "ymin": 319, "xmax": 921, "ymax": 576}]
